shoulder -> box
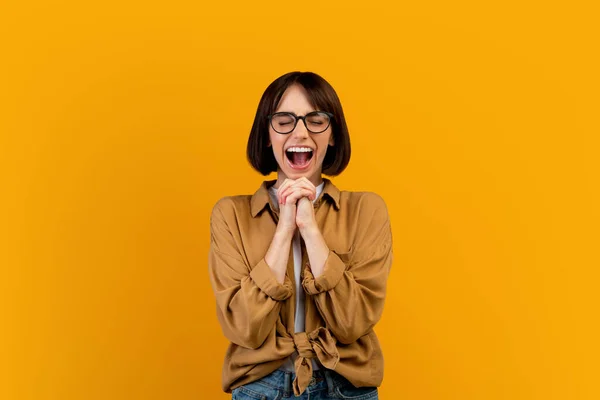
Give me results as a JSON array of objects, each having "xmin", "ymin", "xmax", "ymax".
[
  {"xmin": 339, "ymin": 190, "xmax": 388, "ymax": 215},
  {"xmin": 337, "ymin": 190, "xmax": 392, "ymax": 252},
  {"xmin": 211, "ymin": 195, "xmax": 253, "ymax": 221}
]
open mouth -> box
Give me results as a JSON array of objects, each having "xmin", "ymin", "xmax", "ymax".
[{"xmin": 285, "ymin": 146, "xmax": 314, "ymax": 169}]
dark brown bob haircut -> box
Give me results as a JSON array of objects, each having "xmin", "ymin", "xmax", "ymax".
[{"xmin": 247, "ymin": 71, "xmax": 351, "ymax": 176}]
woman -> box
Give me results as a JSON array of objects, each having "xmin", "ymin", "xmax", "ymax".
[{"xmin": 209, "ymin": 71, "xmax": 393, "ymax": 399}]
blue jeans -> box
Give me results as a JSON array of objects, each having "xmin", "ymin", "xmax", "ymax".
[{"xmin": 231, "ymin": 368, "xmax": 379, "ymax": 399}]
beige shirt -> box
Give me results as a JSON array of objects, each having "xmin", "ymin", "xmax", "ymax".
[{"xmin": 208, "ymin": 178, "xmax": 393, "ymax": 395}]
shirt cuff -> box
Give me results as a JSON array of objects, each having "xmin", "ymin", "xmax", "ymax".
[
  {"xmin": 249, "ymin": 258, "xmax": 293, "ymax": 301},
  {"xmin": 302, "ymin": 250, "xmax": 347, "ymax": 295}
]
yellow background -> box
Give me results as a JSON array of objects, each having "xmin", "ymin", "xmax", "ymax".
[{"xmin": 1, "ymin": 1, "xmax": 599, "ymax": 399}]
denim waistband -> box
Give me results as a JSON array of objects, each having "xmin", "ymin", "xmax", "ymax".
[{"xmin": 260, "ymin": 368, "xmax": 348, "ymax": 397}]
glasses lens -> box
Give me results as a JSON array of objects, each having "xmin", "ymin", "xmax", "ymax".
[
  {"xmin": 306, "ymin": 112, "xmax": 331, "ymax": 133},
  {"xmin": 271, "ymin": 113, "xmax": 296, "ymax": 133}
]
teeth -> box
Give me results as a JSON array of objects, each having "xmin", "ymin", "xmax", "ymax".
[{"xmin": 286, "ymin": 147, "xmax": 313, "ymax": 153}]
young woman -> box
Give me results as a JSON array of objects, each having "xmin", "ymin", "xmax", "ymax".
[{"xmin": 209, "ymin": 71, "xmax": 393, "ymax": 399}]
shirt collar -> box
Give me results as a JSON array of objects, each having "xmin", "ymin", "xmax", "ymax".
[{"xmin": 250, "ymin": 177, "xmax": 341, "ymax": 217}]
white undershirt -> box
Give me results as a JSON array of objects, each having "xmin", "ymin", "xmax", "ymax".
[{"xmin": 268, "ymin": 181, "xmax": 325, "ymax": 371}]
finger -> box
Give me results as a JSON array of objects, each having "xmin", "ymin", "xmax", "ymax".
[
  {"xmin": 278, "ymin": 179, "xmax": 298, "ymax": 199},
  {"xmin": 277, "ymin": 179, "xmax": 295, "ymax": 203},
  {"xmin": 280, "ymin": 178, "xmax": 319, "ymax": 203},
  {"xmin": 281, "ymin": 184, "xmax": 308, "ymax": 204},
  {"xmin": 285, "ymin": 188, "xmax": 314, "ymax": 205},
  {"xmin": 276, "ymin": 179, "xmax": 291, "ymax": 197},
  {"xmin": 280, "ymin": 181, "xmax": 305, "ymax": 202},
  {"xmin": 286, "ymin": 179, "xmax": 316, "ymax": 201},
  {"xmin": 302, "ymin": 179, "xmax": 317, "ymax": 200},
  {"xmin": 284, "ymin": 190, "xmax": 311, "ymax": 206},
  {"xmin": 299, "ymin": 176, "xmax": 316, "ymax": 190},
  {"xmin": 282, "ymin": 181, "xmax": 318, "ymax": 203},
  {"xmin": 287, "ymin": 178, "xmax": 314, "ymax": 194}
]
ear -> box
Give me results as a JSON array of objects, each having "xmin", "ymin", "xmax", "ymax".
[
  {"xmin": 328, "ymin": 135, "xmax": 335, "ymax": 146},
  {"xmin": 267, "ymin": 139, "xmax": 272, "ymax": 147}
]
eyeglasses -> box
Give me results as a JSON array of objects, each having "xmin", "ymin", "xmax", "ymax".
[{"xmin": 267, "ymin": 111, "xmax": 334, "ymax": 134}]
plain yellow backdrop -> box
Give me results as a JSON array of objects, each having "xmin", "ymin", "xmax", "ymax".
[{"xmin": 1, "ymin": 1, "xmax": 599, "ymax": 399}]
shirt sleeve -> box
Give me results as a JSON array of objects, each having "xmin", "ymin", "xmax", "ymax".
[
  {"xmin": 208, "ymin": 198, "xmax": 293, "ymax": 350},
  {"xmin": 302, "ymin": 193, "xmax": 393, "ymax": 344}
]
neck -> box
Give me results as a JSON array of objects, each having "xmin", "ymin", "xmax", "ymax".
[{"xmin": 273, "ymin": 171, "xmax": 324, "ymax": 189}]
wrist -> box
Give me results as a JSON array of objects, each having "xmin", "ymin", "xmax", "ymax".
[
  {"xmin": 298, "ymin": 223, "xmax": 319, "ymax": 240},
  {"xmin": 275, "ymin": 225, "xmax": 295, "ymax": 241}
]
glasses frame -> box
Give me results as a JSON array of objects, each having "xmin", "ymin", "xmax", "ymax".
[{"xmin": 267, "ymin": 111, "xmax": 334, "ymax": 134}]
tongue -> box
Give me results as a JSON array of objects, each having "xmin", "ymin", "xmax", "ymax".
[{"xmin": 290, "ymin": 152, "xmax": 310, "ymax": 166}]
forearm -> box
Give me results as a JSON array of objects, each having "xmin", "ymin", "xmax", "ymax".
[
  {"xmin": 265, "ymin": 227, "xmax": 294, "ymax": 283},
  {"xmin": 312, "ymin": 269, "xmax": 387, "ymax": 343},
  {"xmin": 210, "ymin": 199, "xmax": 296, "ymax": 349},
  {"xmin": 301, "ymin": 207, "xmax": 393, "ymax": 343},
  {"xmin": 209, "ymin": 246, "xmax": 294, "ymax": 349},
  {"xmin": 299, "ymin": 225, "xmax": 329, "ymax": 278}
]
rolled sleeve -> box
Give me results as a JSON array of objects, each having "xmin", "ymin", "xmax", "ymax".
[
  {"xmin": 302, "ymin": 250, "xmax": 347, "ymax": 295},
  {"xmin": 301, "ymin": 192, "xmax": 393, "ymax": 344},
  {"xmin": 250, "ymin": 258, "xmax": 294, "ymax": 301}
]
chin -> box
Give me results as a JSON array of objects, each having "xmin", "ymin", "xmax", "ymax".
[
  {"xmin": 289, "ymin": 170, "xmax": 321, "ymax": 183},
  {"xmin": 277, "ymin": 156, "xmax": 323, "ymax": 183}
]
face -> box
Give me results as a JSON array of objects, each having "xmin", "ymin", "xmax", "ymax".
[{"xmin": 268, "ymin": 84, "xmax": 335, "ymax": 187}]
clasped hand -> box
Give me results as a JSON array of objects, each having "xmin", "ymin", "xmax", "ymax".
[{"xmin": 276, "ymin": 177, "xmax": 318, "ymax": 235}]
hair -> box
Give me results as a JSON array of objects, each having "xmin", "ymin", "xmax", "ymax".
[{"xmin": 246, "ymin": 71, "xmax": 351, "ymax": 176}]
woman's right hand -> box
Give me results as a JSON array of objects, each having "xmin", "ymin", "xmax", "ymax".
[
  {"xmin": 275, "ymin": 179, "xmax": 298, "ymax": 236},
  {"xmin": 265, "ymin": 179, "xmax": 303, "ymax": 283}
]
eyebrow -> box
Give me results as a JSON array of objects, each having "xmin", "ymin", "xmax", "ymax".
[{"xmin": 274, "ymin": 111, "xmax": 319, "ymax": 116}]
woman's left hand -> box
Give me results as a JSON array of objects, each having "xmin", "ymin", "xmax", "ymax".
[{"xmin": 296, "ymin": 195, "xmax": 316, "ymax": 232}]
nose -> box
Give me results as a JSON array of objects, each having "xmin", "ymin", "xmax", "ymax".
[{"xmin": 291, "ymin": 117, "xmax": 310, "ymax": 138}]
